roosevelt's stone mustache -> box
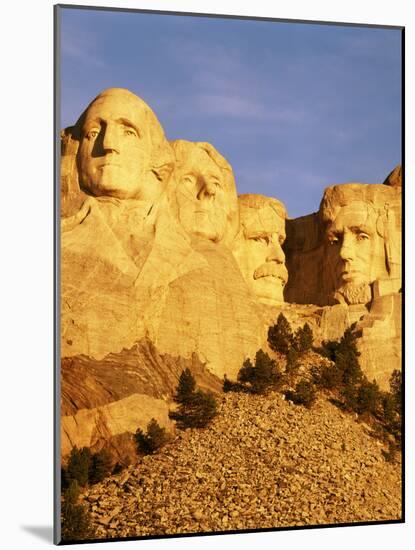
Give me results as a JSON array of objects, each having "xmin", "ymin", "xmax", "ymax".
[{"xmin": 254, "ymin": 262, "xmax": 288, "ymax": 283}]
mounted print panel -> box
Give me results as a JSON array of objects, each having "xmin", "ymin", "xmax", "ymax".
[{"xmin": 54, "ymin": 4, "xmax": 403, "ymax": 545}]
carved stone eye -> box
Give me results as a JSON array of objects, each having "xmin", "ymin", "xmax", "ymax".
[
  {"xmin": 86, "ymin": 129, "xmax": 99, "ymax": 140},
  {"xmin": 124, "ymin": 128, "xmax": 138, "ymax": 137},
  {"xmin": 253, "ymin": 236, "xmax": 269, "ymax": 245},
  {"xmin": 181, "ymin": 175, "xmax": 196, "ymax": 186}
]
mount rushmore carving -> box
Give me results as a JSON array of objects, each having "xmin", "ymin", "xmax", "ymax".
[{"xmin": 60, "ymin": 88, "xmax": 402, "ymax": 455}]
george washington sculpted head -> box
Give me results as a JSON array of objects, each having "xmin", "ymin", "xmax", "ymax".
[{"xmin": 71, "ymin": 88, "xmax": 173, "ymax": 201}]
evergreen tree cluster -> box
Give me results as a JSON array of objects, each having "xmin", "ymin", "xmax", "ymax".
[
  {"xmin": 312, "ymin": 327, "xmax": 380, "ymax": 413},
  {"xmin": 61, "ymin": 479, "xmax": 95, "ymax": 542},
  {"xmin": 169, "ymin": 368, "xmax": 218, "ymax": 429},
  {"xmin": 267, "ymin": 313, "xmax": 314, "ymax": 356},
  {"xmin": 223, "ymin": 314, "xmax": 315, "ymax": 402},
  {"xmin": 224, "ymin": 313, "xmax": 402, "ymax": 448},
  {"xmin": 61, "ymin": 446, "xmax": 114, "ymax": 541},
  {"xmin": 284, "ymin": 380, "xmax": 316, "ymax": 409},
  {"xmin": 312, "ymin": 330, "xmax": 402, "ymax": 447},
  {"xmin": 135, "ymin": 418, "xmax": 170, "ymax": 455},
  {"xmin": 381, "ymin": 370, "xmax": 402, "ymax": 444},
  {"xmin": 236, "ymin": 349, "xmax": 283, "ymax": 395},
  {"xmin": 62, "ymin": 446, "xmax": 113, "ymax": 490}
]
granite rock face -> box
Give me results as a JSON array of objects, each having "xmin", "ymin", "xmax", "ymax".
[
  {"xmin": 355, "ymin": 290, "xmax": 402, "ymax": 388},
  {"xmin": 383, "ymin": 164, "xmax": 402, "ymax": 187},
  {"xmin": 283, "ymin": 180, "xmax": 402, "ymax": 388},
  {"xmin": 61, "ymin": 340, "xmax": 222, "ymax": 460},
  {"xmin": 60, "ymin": 88, "xmax": 402, "ymax": 458}
]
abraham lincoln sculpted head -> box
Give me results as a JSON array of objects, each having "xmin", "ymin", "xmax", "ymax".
[
  {"xmin": 73, "ymin": 87, "xmax": 173, "ymax": 201},
  {"xmin": 320, "ymin": 183, "xmax": 401, "ymax": 305},
  {"xmin": 232, "ymin": 194, "xmax": 288, "ymax": 305}
]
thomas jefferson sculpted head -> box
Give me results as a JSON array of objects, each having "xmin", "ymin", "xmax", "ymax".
[
  {"xmin": 320, "ymin": 184, "xmax": 399, "ymax": 305},
  {"xmin": 72, "ymin": 88, "xmax": 173, "ymax": 201},
  {"xmin": 233, "ymin": 194, "xmax": 288, "ymax": 305},
  {"xmin": 170, "ymin": 140, "xmax": 239, "ymax": 245}
]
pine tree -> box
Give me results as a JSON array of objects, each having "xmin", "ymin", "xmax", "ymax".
[
  {"xmin": 89, "ymin": 448, "xmax": 113, "ymax": 484},
  {"xmin": 183, "ymin": 390, "xmax": 218, "ymax": 428},
  {"xmin": 355, "ymin": 380, "xmax": 381, "ymax": 415},
  {"xmin": 237, "ymin": 350, "xmax": 282, "ymax": 394},
  {"xmin": 294, "ymin": 323, "xmax": 314, "ymax": 353},
  {"xmin": 267, "ymin": 313, "xmax": 294, "ymax": 355},
  {"xmin": 61, "ymin": 479, "xmax": 95, "ymax": 542},
  {"xmin": 312, "ymin": 362, "xmax": 343, "ymax": 390},
  {"xmin": 285, "ymin": 380, "xmax": 316, "ymax": 408},
  {"xmin": 67, "ymin": 447, "xmax": 92, "ymax": 487},
  {"xmin": 135, "ymin": 418, "xmax": 170, "ymax": 454},
  {"xmin": 251, "ymin": 349, "xmax": 282, "ymax": 394},
  {"xmin": 336, "ymin": 327, "xmax": 363, "ymax": 387},
  {"xmin": 389, "ymin": 370, "xmax": 402, "ymax": 413},
  {"xmin": 382, "ymin": 370, "xmax": 402, "ymax": 443},
  {"xmin": 64, "ymin": 479, "xmax": 80, "ymax": 505},
  {"xmin": 170, "ymin": 390, "xmax": 218, "ymax": 429},
  {"xmin": 285, "ymin": 348, "xmax": 300, "ymax": 378},
  {"xmin": 237, "ymin": 358, "xmax": 255, "ymax": 386},
  {"xmin": 174, "ymin": 368, "xmax": 197, "ymax": 404}
]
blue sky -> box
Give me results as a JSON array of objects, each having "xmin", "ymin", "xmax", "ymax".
[{"xmin": 59, "ymin": 7, "xmax": 402, "ymax": 218}]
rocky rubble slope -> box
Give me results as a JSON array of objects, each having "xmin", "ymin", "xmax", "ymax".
[{"xmin": 80, "ymin": 392, "xmax": 402, "ymax": 539}]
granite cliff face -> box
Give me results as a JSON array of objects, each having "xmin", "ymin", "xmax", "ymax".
[
  {"xmin": 60, "ymin": 87, "xmax": 402, "ymax": 457},
  {"xmin": 61, "ymin": 340, "xmax": 222, "ymax": 461},
  {"xmin": 283, "ymin": 179, "xmax": 402, "ymax": 388}
]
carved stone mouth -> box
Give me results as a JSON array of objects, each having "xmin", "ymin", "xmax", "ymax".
[
  {"xmin": 254, "ymin": 264, "xmax": 288, "ymax": 284},
  {"xmin": 254, "ymin": 273, "xmax": 287, "ymax": 286}
]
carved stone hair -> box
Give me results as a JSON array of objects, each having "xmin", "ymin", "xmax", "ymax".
[
  {"xmin": 170, "ymin": 139, "xmax": 235, "ymax": 192},
  {"xmin": 238, "ymin": 193, "xmax": 287, "ymax": 220},
  {"xmin": 319, "ymin": 183, "xmax": 399, "ymax": 237},
  {"xmin": 319, "ymin": 183, "xmax": 401, "ymax": 276}
]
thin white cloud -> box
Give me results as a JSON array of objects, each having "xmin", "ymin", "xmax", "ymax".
[
  {"xmin": 194, "ymin": 92, "xmax": 304, "ymax": 124},
  {"xmin": 61, "ymin": 41, "xmax": 107, "ymax": 69},
  {"xmin": 162, "ymin": 36, "xmax": 311, "ymax": 125},
  {"xmin": 60, "ymin": 19, "xmax": 107, "ymax": 69}
]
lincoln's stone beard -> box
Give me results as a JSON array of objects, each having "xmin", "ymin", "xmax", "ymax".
[{"xmin": 332, "ymin": 281, "xmax": 372, "ymax": 306}]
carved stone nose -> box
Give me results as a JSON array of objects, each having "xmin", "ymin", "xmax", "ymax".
[
  {"xmin": 267, "ymin": 243, "xmax": 285, "ymax": 263},
  {"xmin": 102, "ymin": 124, "xmax": 120, "ymax": 153},
  {"xmin": 339, "ymin": 233, "xmax": 355, "ymax": 261},
  {"xmin": 198, "ymin": 181, "xmax": 216, "ymax": 199}
]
